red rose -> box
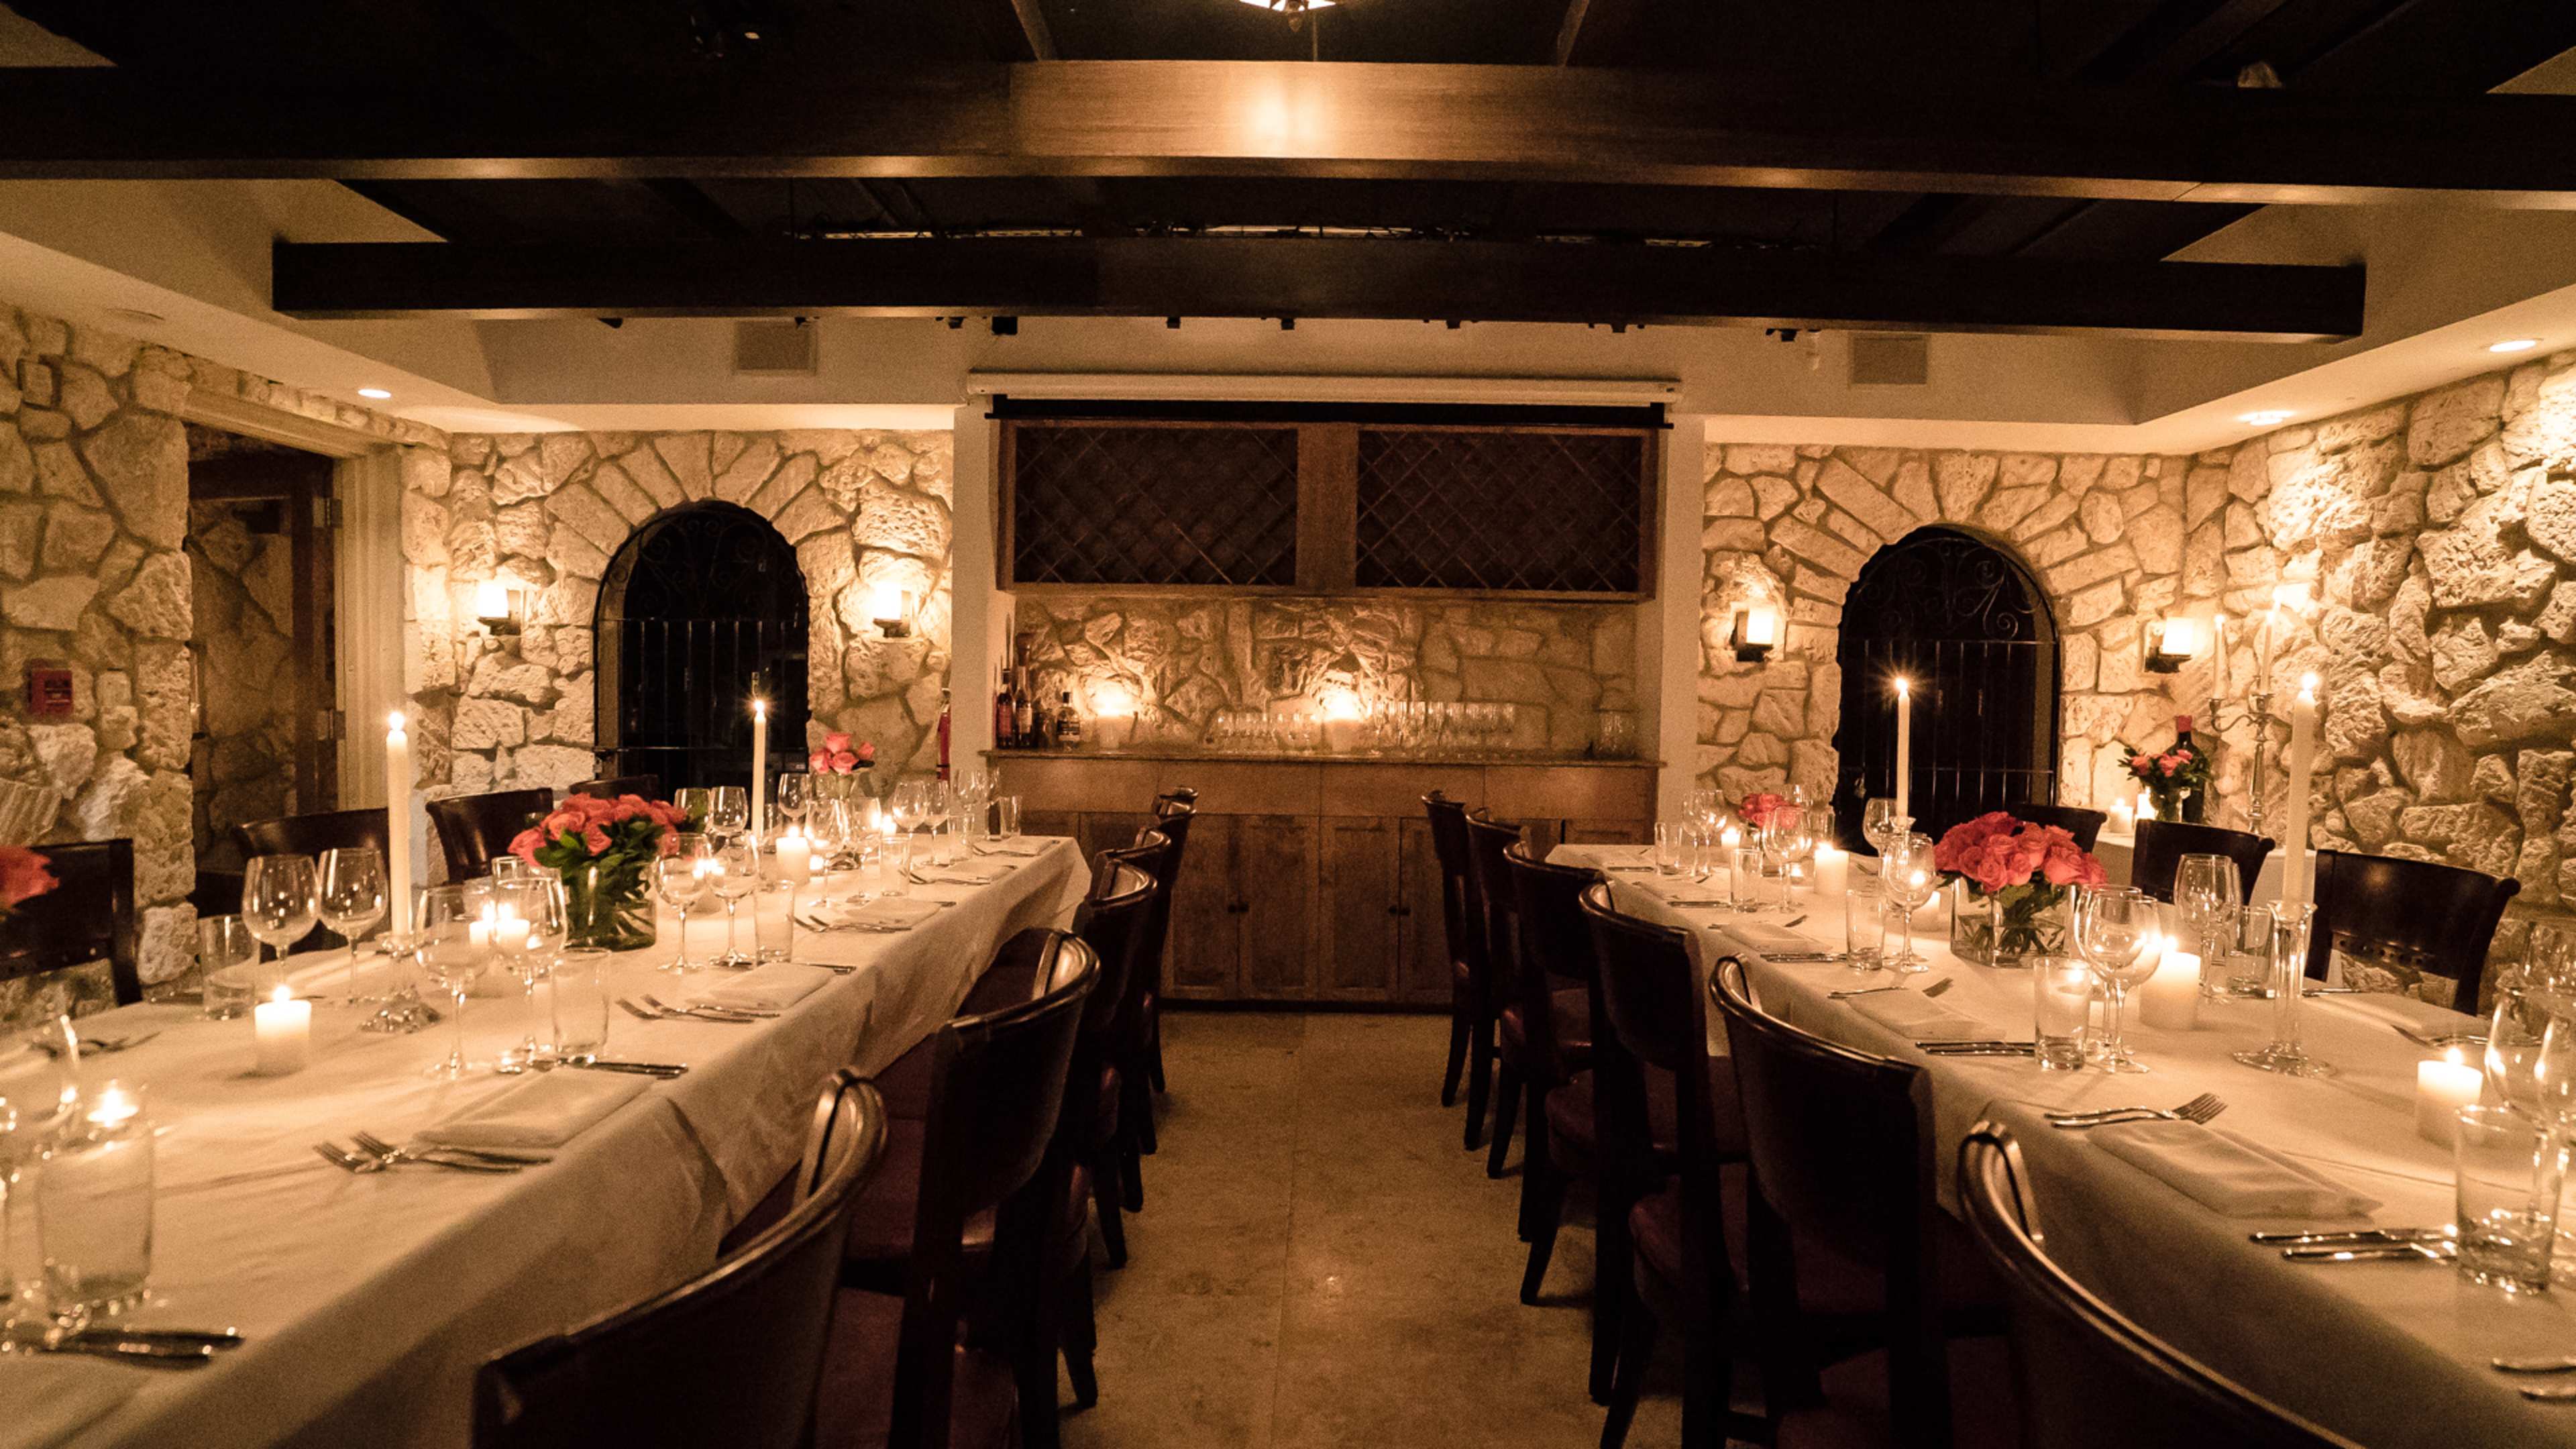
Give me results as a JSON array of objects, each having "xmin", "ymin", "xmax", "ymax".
[
  {"xmin": 582, "ymin": 824, "xmax": 612, "ymax": 855},
  {"xmin": 507, "ymin": 827, "xmax": 545, "ymax": 867}
]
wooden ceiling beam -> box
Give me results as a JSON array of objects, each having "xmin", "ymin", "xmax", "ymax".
[
  {"xmin": 10, "ymin": 61, "xmax": 2574, "ymax": 206},
  {"xmin": 270, "ymin": 236, "xmax": 2364, "ymax": 341}
]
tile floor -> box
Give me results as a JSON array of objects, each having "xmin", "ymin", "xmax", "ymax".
[{"xmin": 1063, "ymin": 1011, "xmax": 1684, "ymax": 1447}]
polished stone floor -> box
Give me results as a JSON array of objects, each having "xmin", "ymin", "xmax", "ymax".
[{"xmin": 1063, "ymin": 1011, "xmax": 1684, "ymax": 1448}]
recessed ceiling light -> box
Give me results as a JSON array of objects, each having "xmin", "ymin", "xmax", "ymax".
[
  {"xmin": 2489, "ymin": 338, "xmax": 2540, "ymax": 354},
  {"xmin": 2239, "ymin": 409, "xmax": 2295, "ymax": 427},
  {"xmin": 357, "ymin": 386, "xmax": 392, "ymax": 400},
  {"xmin": 1238, "ymin": 0, "xmax": 1334, "ymax": 9}
]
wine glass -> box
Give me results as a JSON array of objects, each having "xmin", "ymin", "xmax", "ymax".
[
  {"xmin": 315, "ymin": 847, "xmax": 388, "ymax": 1008},
  {"xmin": 1880, "ymin": 832, "xmax": 1940, "ymax": 972},
  {"xmin": 2074, "ymin": 885, "xmax": 2163, "ymax": 1073},
  {"xmin": 2488, "ymin": 939, "xmax": 2575, "ymax": 1114},
  {"xmin": 2173, "ymin": 854, "xmax": 2241, "ymax": 999},
  {"xmin": 655, "ymin": 835, "xmax": 710, "ymax": 973},
  {"xmin": 413, "ymin": 883, "xmax": 488, "ymax": 1079},
  {"xmin": 1862, "ymin": 798, "xmax": 1900, "ymax": 856},
  {"xmin": 888, "ymin": 780, "xmax": 930, "ymax": 879},
  {"xmin": 673, "ymin": 788, "xmax": 713, "ymax": 834},
  {"xmin": 709, "ymin": 838, "xmax": 759, "ymax": 967},
  {"xmin": 925, "ymin": 780, "xmax": 957, "ymax": 867},
  {"xmin": 497, "ymin": 875, "xmax": 566, "ymax": 1069},
  {"xmin": 241, "ymin": 853, "xmax": 319, "ymax": 972},
  {"xmin": 1764, "ymin": 804, "xmax": 1817, "ymax": 910},
  {"xmin": 774, "ymin": 770, "xmax": 810, "ymax": 837},
  {"xmin": 706, "ymin": 786, "xmax": 749, "ymax": 845}
]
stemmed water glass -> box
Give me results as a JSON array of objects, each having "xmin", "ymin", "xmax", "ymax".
[
  {"xmin": 2485, "ymin": 928, "xmax": 2573, "ymax": 1112},
  {"xmin": 655, "ymin": 833, "xmax": 710, "ymax": 973},
  {"xmin": 496, "ymin": 875, "xmax": 566, "ymax": 1069},
  {"xmin": 1880, "ymin": 831, "xmax": 1939, "ymax": 972},
  {"xmin": 1862, "ymin": 798, "xmax": 1900, "ymax": 856},
  {"xmin": 2231, "ymin": 902, "xmax": 2329, "ymax": 1077},
  {"xmin": 673, "ymin": 788, "xmax": 712, "ymax": 834},
  {"xmin": 706, "ymin": 786, "xmax": 749, "ymax": 845},
  {"xmin": 241, "ymin": 853, "xmax": 319, "ymax": 971},
  {"xmin": 709, "ymin": 838, "xmax": 759, "ymax": 967},
  {"xmin": 1763, "ymin": 804, "xmax": 1817, "ymax": 910},
  {"xmin": 413, "ymin": 884, "xmax": 488, "ymax": 1079},
  {"xmin": 315, "ymin": 846, "xmax": 387, "ymax": 1008},
  {"xmin": 925, "ymin": 780, "xmax": 957, "ymax": 867},
  {"xmin": 0, "ymin": 1014, "xmax": 80, "ymax": 1321},
  {"xmin": 2173, "ymin": 854, "xmax": 2241, "ymax": 999},
  {"xmin": 774, "ymin": 770, "xmax": 810, "ymax": 839},
  {"xmin": 888, "ymin": 780, "xmax": 930, "ymax": 880},
  {"xmin": 2074, "ymin": 885, "xmax": 2163, "ymax": 1073}
]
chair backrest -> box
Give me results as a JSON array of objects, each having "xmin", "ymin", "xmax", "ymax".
[
  {"xmin": 1504, "ymin": 843, "xmax": 1599, "ymax": 1081},
  {"xmin": 2307, "ymin": 848, "xmax": 2519, "ymax": 1007},
  {"xmin": 2009, "ymin": 802, "xmax": 2108, "ymax": 851},
  {"xmin": 1103, "ymin": 829, "xmax": 1180, "ymax": 1030},
  {"xmin": 571, "ymin": 775, "xmax": 660, "ymax": 801},
  {"xmin": 2128, "ymin": 819, "xmax": 2273, "ymax": 904},
  {"xmin": 1149, "ymin": 793, "xmax": 1195, "ymax": 870},
  {"xmin": 235, "ymin": 806, "xmax": 391, "ymax": 861},
  {"xmin": 0, "ymin": 839, "xmax": 138, "ymax": 1010},
  {"xmin": 474, "ymin": 1074, "xmax": 888, "ymax": 1449},
  {"xmin": 1462, "ymin": 811, "xmax": 1524, "ymax": 1013},
  {"xmin": 1071, "ymin": 861, "xmax": 1155, "ymax": 1049},
  {"xmin": 1421, "ymin": 792, "xmax": 1476, "ymax": 979},
  {"xmin": 1155, "ymin": 786, "xmax": 1198, "ymax": 810},
  {"xmin": 427, "ymin": 788, "xmax": 556, "ymax": 880},
  {"xmin": 1957, "ymin": 1125, "xmax": 2363, "ymax": 1449}
]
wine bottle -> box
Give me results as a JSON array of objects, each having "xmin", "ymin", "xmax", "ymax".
[
  {"xmin": 936, "ymin": 688, "xmax": 952, "ymax": 781},
  {"xmin": 1055, "ymin": 690, "xmax": 1083, "ymax": 749}
]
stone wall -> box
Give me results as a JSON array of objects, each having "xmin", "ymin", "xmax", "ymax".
[
  {"xmin": 406, "ymin": 430, "xmax": 955, "ymax": 798},
  {"xmin": 1701, "ymin": 347, "xmax": 2576, "ymax": 1001},
  {"xmin": 1012, "ymin": 594, "xmax": 1638, "ymax": 753}
]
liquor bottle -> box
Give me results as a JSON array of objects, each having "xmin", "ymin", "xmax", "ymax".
[
  {"xmin": 994, "ymin": 667, "xmax": 1017, "ymax": 749},
  {"xmin": 1013, "ymin": 669, "xmax": 1037, "ymax": 746},
  {"xmin": 1055, "ymin": 690, "xmax": 1083, "ymax": 749},
  {"xmin": 936, "ymin": 688, "xmax": 952, "ymax": 781}
]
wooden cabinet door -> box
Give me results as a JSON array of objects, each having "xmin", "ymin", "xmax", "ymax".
[
  {"xmin": 1077, "ymin": 811, "xmax": 1155, "ymax": 866},
  {"xmin": 1020, "ymin": 810, "xmax": 1083, "ymax": 845},
  {"xmin": 1163, "ymin": 814, "xmax": 1241, "ymax": 1000},
  {"xmin": 1236, "ymin": 814, "xmax": 1320, "ymax": 1000},
  {"xmin": 1397, "ymin": 816, "xmax": 1456, "ymax": 1007},
  {"xmin": 1319, "ymin": 817, "xmax": 1401, "ymax": 1002},
  {"xmin": 1563, "ymin": 818, "xmax": 1652, "ymax": 846}
]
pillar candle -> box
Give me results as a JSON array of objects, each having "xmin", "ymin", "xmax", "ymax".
[
  {"xmin": 774, "ymin": 832, "xmax": 812, "ymax": 883},
  {"xmin": 2211, "ymin": 613, "xmax": 2229, "ymax": 699},
  {"xmin": 2416, "ymin": 1050, "xmax": 2484, "ymax": 1146},
  {"xmin": 2279, "ymin": 675, "xmax": 2320, "ymax": 909},
  {"xmin": 254, "ymin": 986, "xmax": 312, "ymax": 1075},
  {"xmin": 385, "ymin": 712, "xmax": 413, "ymax": 938},
  {"xmin": 750, "ymin": 698, "xmax": 769, "ymax": 840},
  {"xmin": 2137, "ymin": 947, "xmax": 2200, "ymax": 1030},
  {"xmin": 1811, "ymin": 845, "xmax": 1847, "ymax": 901},
  {"xmin": 1892, "ymin": 677, "xmax": 1912, "ymax": 820},
  {"xmin": 492, "ymin": 908, "xmax": 529, "ymax": 953}
]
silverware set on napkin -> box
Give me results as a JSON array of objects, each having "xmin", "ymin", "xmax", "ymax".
[
  {"xmin": 2248, "ymin": 1227, "xmax": 2455, "ymax": 1265},
  {"xmin": 1831, "ymin": 977, "xmax": 1952, "ymax": 1000},
  {"xmin": 617, "ymin": 996, "xmax": 774, "ymax": 1024},
  {"xmin": 2043, "ymin": 1093, "xmax": 2226, "ymax": 1129},
  {"xmin": 2390, "ymin": 1024, "xmax": 2488, "ymax": 1050},
  {"xmin": 1915, "ymin": 1040, "xmax": 2036, "ymax": 1057},
  {"xmin": 792, "ymin": 908, "xmax": 918, "ymax": 935},
  {"xmin": 314, "ymin": 1136, "xmax": 527, "ymax": 1175},
  {"xmin": 36, "ymin": 1325, "xmax": 245, "ymax": 1368}
]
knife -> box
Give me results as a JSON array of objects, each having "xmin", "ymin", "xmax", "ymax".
[
  {"xmin": 41, "ymin": 1338, "xmax": 215, "ymax": 1367},
  {"xmin": 2248, "ymin": 1227, "xmax": 2446, "ymax": 1246},
  {"xmin": 70, "ymin": 1327, "xmax": 244, "ymax": 1350},
  {"xmin": 2282, "ymin": 1241, "xmax": 2455, "ymax": 1263},
  {"xmin": 576, "ymin": 1060, "xmax": 690, "ymax": 1077}
]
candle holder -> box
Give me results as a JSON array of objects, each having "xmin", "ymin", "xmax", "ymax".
[{"xmin": 2201, "ymin": 688, "xmax": 2276, "ymax": 838}]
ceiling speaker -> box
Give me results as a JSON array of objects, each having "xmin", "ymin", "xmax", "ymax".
[
  {"xmin": 733, "ymin": 319, "xmax": 818, "ymax": 376},
  {"xmin": 1848, "ymin": 333, "xmax": 1929, "ymax": 387}
]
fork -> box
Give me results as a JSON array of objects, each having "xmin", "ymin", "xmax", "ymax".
[
  {"xmin": 621, "ymin": 996, "xmax": 757, "ymax": 1024},
  {"xmin": 641, "ymin": 993, "xmax": 775, "ymax": 1020},
  {"xmin": 351, "ymin": 1130, "xmax": 541, "ymax": 1169},
  {"xmin": 319, "ymin": 1138, "xmax": 521, "ymax": 1174},
  {"xmin": 2047, "ymin": 1093, "xmax": 2226, "ymax": 1128},
  {"xmin": 1829, "ymin": 976, "xmax": 1951, "ymax": 1000}
]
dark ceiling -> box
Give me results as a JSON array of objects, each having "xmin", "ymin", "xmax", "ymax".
[{"xmin": 19, "ymin": 0, "xmax": 2576, "ymax": 268}]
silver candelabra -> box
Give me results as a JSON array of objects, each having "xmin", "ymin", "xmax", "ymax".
[{"xmin": 2202, "ymin": 689, "xmax": 2274, "ymax": 837}]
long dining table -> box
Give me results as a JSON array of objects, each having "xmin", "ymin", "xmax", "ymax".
[
  {"xmin": 1552, "ymin": 842, "xmax": 2576, "ymax": 1449},
  {"xmin": 9, "ymin": 839, "xmax": 1089, "ymax": 1449}
]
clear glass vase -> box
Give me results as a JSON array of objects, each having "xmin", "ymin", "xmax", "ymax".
[
  {"xmin": 1950, "ymin": 881, "xmax": 2070, "ymax": 969},
  {"xmin": 564, "ymin": 861, "xmax": 656, "ymax": 953}
]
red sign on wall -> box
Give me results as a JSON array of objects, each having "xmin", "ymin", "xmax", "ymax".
[{"xmin": 25, "ymin": 661, "xmax": 74, "ymax": 718}]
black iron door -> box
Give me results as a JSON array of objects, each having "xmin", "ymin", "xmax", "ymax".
[
  {"xmin": 595, "ymin": 502, "xmax": 808, "ymax": 793},
  {"xmin": 1831, "ymin": 527, "xmax": 2058, "ymax": 849}
]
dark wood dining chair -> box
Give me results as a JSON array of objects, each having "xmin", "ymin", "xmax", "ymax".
[
  {"xmin": 473, "ymin": 1073, "xmax": 890, "ymax": 1449},
  {"xmin": 1461, "ymin": 809, "xmax": 1525, "ymax": 1155},
  {"xmin": 1421, "ymin": 792, "xmax": 1479, "ymax": 1111},
  {"xmin": 0, "ymin": 839, "xmax": 138, "ymax": 1014},
  {"xmin": 2127, "ymin": 818, "xmax": 2273, "ymax": 904},
  {"xmin": 1104, "ymin": 826, "xmax": 1181, "ymax": 1167},
  {"xmin": 1067, "ymin": 859, "xmax": 1157, "ymax": 1271},
  {"xmin": 1499, "ymin": 843, "xmax": 1600, "ymax": 1285},
  {"xmin": 1957, "ymin": 1124, "xmax": 2361, "ymax": 1449},
  {"xmin": 2306, "ymin": 848, "xmax": 2520, "ymax": 1010},
  {"xmin": 1709, "ymin": 958, "xmax": 2009, "ymax": 1449},
  {"xmin": 427, "ymin": 787, "xmax": 555, "ymax": 881},
  {"xmin": 2006, "ymin": 802, "xmax": 2108, "ymax": 851},
  {"xmin": 822, "ymin": 929, "xmax": 1096, "ymax": 1449},
  {"xmin": 237, "ymin": 806, "xmax": 398, "ymax": 951},
  {"xmin": 1140, "ymin": 791, "xmax": 1195, "ymax": 1096},
  {"xmin": 572, "ymin": 775, "xmax": 661, "ymax": 800},
  {"xmin": 1581, "ymin": 883, "xmax": 1754, "ymax": 1449}
]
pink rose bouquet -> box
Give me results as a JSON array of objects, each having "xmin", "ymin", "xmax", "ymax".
[
  {"xmin": 1931, "ymin": 810, "xmax": 2106, "ymax": 963},
  {"xmin": 808, "ymin": 732, "xmax": 876, "ymax": 775},
  {"xmin": 1738, "ymin": 792, "xmax": 1790, "ymax": 830},
  {"xmin": 0, "ymin": 845, "xmax": 57, "ymax": 918},
  {"xmin": 2114, "ymin": 715, "xmax": 2211, "ymax": 822},
  {"xmin": 506, "ymin": 793, "xmax": 688, "ymax": 950}
]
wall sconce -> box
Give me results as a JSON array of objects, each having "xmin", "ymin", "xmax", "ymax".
[
  {"xmin": 1729, "ymin": 602, "xmax": 1779, "ymax": 663},
  {"xmin": 868, "ymin": 582, "xmax": 915, "ymax": 640},
  {"xmin": 2143, "ymin": 614, "xmax": 2204, "ymax": 674},
  {"xmin": 474, "ymin": 576, "xmax": 526, "ymax": 637}
]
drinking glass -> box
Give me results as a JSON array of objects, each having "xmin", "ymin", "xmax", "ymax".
[
  {"xmin": 1841, "ymin": 865, "xmax": 1882, "ymax": 972},
  {"xmin": 0, "ymin": 1018, "xmax": 80, "ymax": 1315},
  {"xmin": 926, "ymin": 780, "xmax": 957, "ymax": 868},
  {"xmin": 1881, "ymin": 833, "xmax": 1940, "ymax": 973},
  {"xmin": 706, "ymin": 786, "xmax": 749, "ymax": 844},
  {"xmin": 710, "ymin": 839, "xmax": 759, "ymax": 967},
  {"xmin": 316, "ymin": 846, "xmax": 388, "ymax": 1008},
  {"xmin": 1654, "ymin": 822, "xmax": 1690, "ymax": 878},
  {"xmin": 549, "ymin": 947, "xmax": 612, "ymax": 1065},
  {"xmin": 654, "ymin": 845, "xmax": 710, "ymax": 973},
  {"xmin": 673, "ymin": 788, "xmax": 713, "ymax": 833},
  {"xmin": 2232, "ymin": 902, "xmax": 2330, "ymax": 1077},
  {"xmin": 2073, "ymin": 884, "xmax": 2161, "ymax": 1073},
  {"xmin": 774, "ymin": 770, "xmax": 810, "ymax": 837},
  {"xmin": 2455, "ymin": 1104, "xmax": 2562, "ymax": 1294},
  {"xmin": 993, "ymin": 795, "xmax": 1022, "ymax": 845},
  {"xmin": 197, "ymin": 914, "xmax": 264, "ymax": 1018},
  {"xmin": 2033, "ymin": 958, "xmax": 2094, "ymax": 1071},
  {"xmin": 413, "ymin": 883, "xmax": 488, "ymax": 1079},
  {"xmin": 241, "ymin": 853, "xmax": 319, "ymax": 969},
  {"xmin": 2172, "ymin": 854, "xmax": 2241, "ymax": 1000},
  {"xmin": 38, "ymin": 1081, "xmax": 153, "ymax": 1313}
]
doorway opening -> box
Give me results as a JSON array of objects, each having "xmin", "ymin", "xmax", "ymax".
[
  {"xmin": 1831, "ymin": 526, "xmax": 2059, "ymax": 847},
  {"xmin": 595, "ymin": 501, "xmax": 808, "ymax": 792}
]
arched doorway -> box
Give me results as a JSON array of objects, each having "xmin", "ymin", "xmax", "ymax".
[
  {"xmin": 1831, "ymin": 526, "xmax": 2059, "ymax": 847},
  {"xmin": 595, "ymin": 502, "xmax": 809, "ymax": 792}
]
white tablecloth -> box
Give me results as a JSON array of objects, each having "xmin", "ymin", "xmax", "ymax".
[
  {"xmin": 29, "ymin": 841, "xmax": 1089, "ymax": 1449},
  {"xmin": 1552, "ymin": 843, "xmax": 2573, "ymax": 1449}
]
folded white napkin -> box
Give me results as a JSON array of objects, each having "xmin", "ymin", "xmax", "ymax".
[
  {"xmin": 421, "ymin": 1070, "xmax": 650, "ymax": 1152},
  {"xmin": 812, "ymin": 898, "xmax": 943, "ymax": 930},
  {"xmin": 979, "ymin": 839, "xmax": 1049, "ymax": 857},
  {"xmin": 0, "ymin": 1358, "xmax": 135, "ymax": 1449},
  {"xmin": 696, "ymin": 964, "xmax": 831, "ymax": 1012},
  {"xmin": 1845, "ymin": 990, "xmax": 1998, "ymax": 1042},
  {"xmin": 1723, "ymin": 922, "xmax": 1828, "ymax": 956},
  {"xmin": 921, "ymin": 858, "xmax": 1013, "ymax": 884},
  {"xmin": 2322, "ymin": 992, "xmax": 2479, "ymax": 1034},
  {"xmin": 2091, "ymin": 1120, "xmax": 2382, "ymax": 1219}
]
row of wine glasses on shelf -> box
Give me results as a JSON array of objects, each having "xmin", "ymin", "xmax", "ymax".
[{"xmin": 1202, "ymin": 701, "xmax": 1525, "ymax": 755}]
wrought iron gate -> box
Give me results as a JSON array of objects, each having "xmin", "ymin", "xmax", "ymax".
[
  {"xmin": 1831, "ymin": 527, "xmax": 2059, "ymax": 847},
  {"xmin": 595, "ymin": 502, "xmax": 808, "ymax": 792}
]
